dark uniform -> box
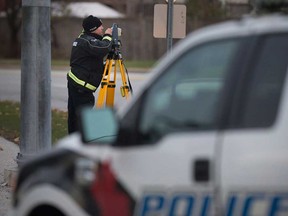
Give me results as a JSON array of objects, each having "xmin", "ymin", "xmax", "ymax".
[{"xmin": 67, "ymin": 16, "xmax": 112, "ymax": 134}]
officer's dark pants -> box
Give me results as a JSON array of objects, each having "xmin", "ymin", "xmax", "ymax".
[{"xmin": 67, "ymin": 82, "xmax": 95, "ymax": 134}]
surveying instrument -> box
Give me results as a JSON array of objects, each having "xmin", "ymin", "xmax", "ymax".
[{"xmin": 96, "ymin": 23, "xmax": 133, "ymax": 108}]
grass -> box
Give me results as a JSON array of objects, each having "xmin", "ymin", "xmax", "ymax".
[
  {"xmin": 0, "ymin": 101, "xmax": 20, "ymax": 143},
  {"xmin": 0, "ymin": 101, "xmax": 68, "ymax": 145},
  {"xmin": 123, "ymin": 60, "xmax": 156, "ymax": 68},
  {"xmin": 0, "ymin": 58, "xmax": 156, "ymax": 69}
]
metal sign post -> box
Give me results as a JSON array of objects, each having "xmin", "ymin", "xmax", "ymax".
[
  {"xmin": 153, "ymin": 2, "xmax": 186, "ymax": 53},
  {"xmin": 167, "ymin": 0, "xmax": 174, "ymax": 52}
]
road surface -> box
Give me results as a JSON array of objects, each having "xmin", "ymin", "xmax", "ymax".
[{"xmin": 0, "ymin": 68, "xmax": 149, "ymax": 111}]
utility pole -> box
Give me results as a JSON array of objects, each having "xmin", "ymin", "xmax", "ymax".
[{"xmin": 18, "ymin": 0, "xmax": 51, "ymax": 165}]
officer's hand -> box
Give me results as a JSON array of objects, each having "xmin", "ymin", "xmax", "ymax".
[{"xmin": 105, "ymin": 28, "xmax": 112, "ymax": 36}]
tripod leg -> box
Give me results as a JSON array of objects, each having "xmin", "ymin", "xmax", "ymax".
[
  {"xmin": 118, "ymin": 59, "xmax": 130, "ymax": 99},
  {"xmin": 106, "ymin": 60, "xmax": 117, "ymax": 107},
  {"xmin": 96, "ymin": 59, "xmax": 113, "ymax": 108}
]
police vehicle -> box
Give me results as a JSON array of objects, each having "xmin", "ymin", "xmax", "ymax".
[{"xmin": 11, "ymin": 1, "xmax": 288, "ymax": 215}]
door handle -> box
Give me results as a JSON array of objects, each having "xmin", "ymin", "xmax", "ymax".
[{"xmin": 194, "ymin": 159, "xmax": 210, "ymax": 182}]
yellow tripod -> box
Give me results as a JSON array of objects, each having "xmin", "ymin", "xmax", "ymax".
[{"xmin": 96, "ymin": 47, "xmax": 132, "ymax": 108}]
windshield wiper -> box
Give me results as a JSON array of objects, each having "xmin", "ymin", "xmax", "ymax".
[
  {"xmin": 87, "ymin": 135, "xmax": 117, "ymax": 143},
  {"xmin": 155, "ymin": 115, "xmax": 202, "ymax": 129}
]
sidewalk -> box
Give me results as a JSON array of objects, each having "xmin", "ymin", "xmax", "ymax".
[{"xmin": 0, "ymin": 137, "xmax": 19, "ymax": 216}]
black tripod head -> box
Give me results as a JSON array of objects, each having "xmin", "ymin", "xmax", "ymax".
[
  {"xmin": 112, "ymin": 23, "xmax": 119, "ymax": 48},
  {"xmin": 108, "ymin": 23, "xmax": 122, "ymax": 59}
]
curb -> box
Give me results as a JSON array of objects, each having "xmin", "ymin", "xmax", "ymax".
[
  {"xmin": 3, "ymin": 167, "xmax": 18, "ymax": 188},
  {"xmin": 0, "ymin": 137, "xmax": 19, "ymax": 188}
]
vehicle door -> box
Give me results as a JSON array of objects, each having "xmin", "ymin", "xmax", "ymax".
[{"xmin": 220, "ymin": 33, "xmax": 288, "ymax": 215}]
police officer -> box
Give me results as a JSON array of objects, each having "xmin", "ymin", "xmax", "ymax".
[{"xmin": 67, "ymin": 15, "xmax": 113, "ymax": 134}]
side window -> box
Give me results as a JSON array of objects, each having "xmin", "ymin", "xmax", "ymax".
[
  {"xmin": 138, "ymin": 39, "xmax": 242, "ymax": 143},
  {"xmin": 239, "ymin": 34, "xmax": 288, "ymax": 127}
]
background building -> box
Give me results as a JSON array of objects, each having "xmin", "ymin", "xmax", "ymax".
[{"xmin": 0, "ymin": 0, "xmax": 252, "ymax": 60}]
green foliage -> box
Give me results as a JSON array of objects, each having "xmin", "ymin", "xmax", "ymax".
[
  {"xmin": 186, "ymin": 0, "xmax": 226, "ymax": 20},
  {"xmin": 0, "ymin": 101, "xmax": 68, "ymax": 145}
]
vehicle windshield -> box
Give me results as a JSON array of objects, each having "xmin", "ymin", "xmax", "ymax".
[{"xmin": 138, "ymin": 39, "xmax": 241, "ymax": 143}]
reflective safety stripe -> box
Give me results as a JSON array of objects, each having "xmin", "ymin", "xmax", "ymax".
[
  {"xmin": 103, "ymin": 36, "xmax": 112, "ymax": 41},
  {"xmin": 68, "ymin": 71, "xmax": 97, "ymax": 91}
]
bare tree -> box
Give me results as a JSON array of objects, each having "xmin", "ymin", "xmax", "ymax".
[
  {"xmin": 2, "ymin": 0, "xmax": 21, "ymax": 58},
  {"xmin": 1, "ymin": 0, "xmax": 70, "ymax": 58}
]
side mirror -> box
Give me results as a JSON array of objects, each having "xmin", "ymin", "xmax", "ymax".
[{"xmin": 78, "ymin": 107, "xmax": 119, "ymax": 144}]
